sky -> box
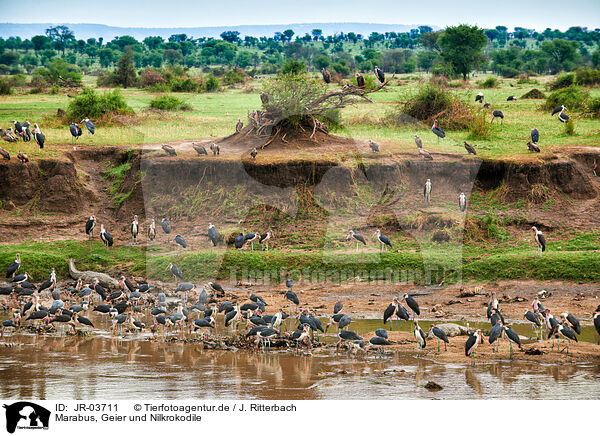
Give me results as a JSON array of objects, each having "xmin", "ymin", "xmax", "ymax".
[{"xmin": 0, "ymin": 0, "xmax": 598, "ymax": 31}]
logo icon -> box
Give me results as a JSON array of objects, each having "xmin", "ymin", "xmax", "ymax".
[{"xmin": 3, "ymin": 402, "xmax": 50, "ymax": 434}]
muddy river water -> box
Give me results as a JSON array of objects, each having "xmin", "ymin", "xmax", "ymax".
[{"xmin": 1, "ymin": 317, "xmax": 598, "ymax": 400}]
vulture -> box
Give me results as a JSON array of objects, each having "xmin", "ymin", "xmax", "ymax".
[
  {"xmin": 355, "ymin": 73, "xmax": 365, "ymax": 88},
  {"xmin": 161, "ymin": 144, "xmax": 177, "ymax": 156},
  {"xmin": 464, "ymin": 141, "xmax": 477, "ymax": 155},
  {"xmin": 321, "ymin": 68, "xmax": 332, "ymax": 84},
  {"xmin": 192, "ymin": 143, "xmax": 208, "ymax": 155}
]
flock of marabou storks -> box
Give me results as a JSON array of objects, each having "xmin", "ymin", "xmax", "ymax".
[{"xmin": 2, "ymin": 242, "xmax": 599, "ymax": 358}]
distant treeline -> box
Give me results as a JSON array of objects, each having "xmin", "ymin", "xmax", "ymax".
[{"xmin": 0, "ymin": 24, "xmax": 598, "ymax": 80}]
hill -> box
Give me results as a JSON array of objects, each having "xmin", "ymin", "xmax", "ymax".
[{"xmin": 0, "ymin": 22, "xmax": 438, "ymax": 40}]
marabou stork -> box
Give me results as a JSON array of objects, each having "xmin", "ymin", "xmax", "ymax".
[
  {"xmin": 38, "ymin": 268, "xmax": 57, "ymax": 292},
  {"xmin": 431, "ymin": 326, "xmax": 449, "ymax": 351},
  {"xmin": 12, "ymin": 120, "xmax": 23, "ymax": 137},
  {"xmin": 161, "ymin": 218, "xmax": 171, "ymax": 234},
  {"xmin": 551, "ymin": 105, "xmax": 566, "ymax": 116},
  {"xmin": 374, "ymin": 229, "xmax": 392, "ymax": 251},
  {"xmin": 81, "ymin": 117, "xmax": 95, "ymax": 135},
  {"xmin": 489, "ymin": 322, "xmax": 503, "ymax": 352},
  {"xmin": 531, "ymin": 226, "xmax": 546, "ymax": 257},
  {"xmin": 475, "ymin": 92, "xmax": 484, "ymax": 103},
  {"xmin": 431, "ymin": 119, "xmax": 445, "ymax": 143},
  {"xmin": 347, "ymin": 230, "xmax": 366, "ymax": 252},
  {"xmin": 491, "ymin": 110, "xmax": 504, "ymax": 124},
  {"xmin": 234, "ymin": 232, "xmax": 244, "ymax": 249},
  {"xmin": 259, "ymin": 230, "xmax": 273, "ymax": 251},
  {"xmin": 557, "ymin": 107, "xmax": 569, "ymax": 123},
  {"xmin": 6, "ymin": 254, "xmax": 21, "ymax": 278},
  {"xmin": 404, "ymin": 293, "xmax": 420, "ymax": 318},
  {"xmin": 210, "ymin": 143, "xmax": 220, "ymax": 155},
  {"xmin": 550, "ymin": 323, "xmax": 577, "ymax": 353},
  {"xmin": 148, "ymin": 219, "xmax": 156, "ymax": 242},
  {"xmin": 85, "ymin": 215, "xmax": 96, "ymax": 240},
  {"xmin": 99, "ymin": 224, "xmax": 113, "ymax": 254},
  {"xmin": 166, "ymin": 263, "xmax": 183, "ymax": 282},
  {"xmin": 524, "ymin": 310, "xmax": 543, "ymax": 340},
  {"xmin": 507, "ymin": 95, "xmax": 517, "ymax": 101},
  {"xmin": 560, "ymin": 312, "xmax": 581, "ymax": 335},
  {"xmin": 69, "ymin": 123, "xmax": 82, "ymax": 143},
  {"xmin": 504, "ymin": 325, "xmax": 521, "ymax": 358},
  {"xmin": 207, "ymin": 281, "xmax": 225, "ymax": 297},
  {"xmin": 285, "ymin": 290, "xmax": 299, "ymax": 314},
  {"xmin": 383, "ymin": 298, "xmax": 397, "ymax": 330},
  {"xmin": 244, "ymin": 232, "xmax": 259, "ymax": 250},
  {"xmin": 334, "ymin": 301, "xmax": 343, "ymax": 314},
  {"xmin": 593, "ymin": 307, "xmax": 600, "ymax": 342},
  {"xmin": 174, "ymin": 234, "xmax": 187, "ymax": 249},
  {"xmin": 413, "ymin": 320, "xmax": 427, "ymax": 352},
  {"xmin": 131, "ymin": 215, "xmax": 139, "ymax": 244},
  {"xmin": 33, "ymin": 123, "xmax": 45, "ymax": 153},
  {"xmin": 465, "ymin": 329, "xmax": 483, "ymax": 362}
]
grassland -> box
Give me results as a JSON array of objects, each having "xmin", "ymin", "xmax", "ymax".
[{"xmin": 0, "ymin": 73, "xmax": 599, "ymax": 160}]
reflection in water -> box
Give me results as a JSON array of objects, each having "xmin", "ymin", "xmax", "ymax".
[{"xmin": 1, "ymin": 333, "xmax": 599, "ymax": 400}]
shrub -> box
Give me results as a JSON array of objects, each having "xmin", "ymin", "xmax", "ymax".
[
  {"xmin": 223, "ymin": 68, "xmax": 246, "ymax": 85},
  {"xmin": 66, "ymin": 87, "xmax": 132, "ymax": 122},
  {"xmin": 575, "ymin": 67, "xmax": 600, "ymax": 87},
  {"xmin": 564, "ymin": 118, "xmax": 575, "ymax": 135},
  {"xmin": 0, "ymin": 78, "xmax": 13, "ymax": 95},
  {"xmin": 204, "ymin": 75, "xmax": 220, "ymax": 92},
  {"xmin": 543, "ymin": 85, "xmax": 588, "ymax": 111},
  {"xmin": 499, "ymin": 66, "xmax": 519, "ymax": 78},
  {"xmin": 149, "ymin": 95, "xmax": 189, "ymax": 111},
  {"xmin": 34, "ymin": 59, "xmax": 82, "ymax": 87},
  {"xmin": 467, "ymin": 108, "xmax": 493, "ymax": 140},
  {"xmin": 548, "ymin": 72, "xmax": 576, "ymax": 90},
  {"xmin": 170, "ymin": 77, "xmax": 200, "ymax": 92},
  {"xmin": 586, "ymin": 97, "xmax": 600, "ymax": 118},
  {"xmin": 480, "ymin": 76, "xmax": 498, "ymax": 88},
  {"xmin": 29, "ymin": 74, "xmax": 47, "ymax": 89},
  {"xmin": 139, "ymin": 69, "xmax": 165, "ymax": 87},
  {"xmin": 521, "ymin": 88, "xmax": 546, "ymax": 99},
  {"xmin": 402, "ymin": 84, "xmax": 473, "ymax": 130},
  {"xmin": 281, "ymin": 58, "xmax": 306, "ymax": 75},
  {"xmin": 351, "ymin": 74, "xmax": 378, "ymax": 90}
]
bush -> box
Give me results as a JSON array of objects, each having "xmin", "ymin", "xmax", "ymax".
[
  {"xmin": 586, "ymin": 97, "xmax": 600, "ymax": 118},
  {"xmin": 352, "ymin": 74, "xmax": 378, "ymax": 91},
  {"xmin": 548, "ymin": 72, "xmax": 576, "ymax": 90},
  {"xmin": 170, "ymin": 77, "xmax": 200, "ymax": 92},
  {"xmin": 140, "ymin": 69, "xmax": 165, "ymax": 87},
  {"xmin": 575, "ymin": 67, "xmax": 600, "ymax": 87},
  {"xmin": 66, "ymin": 87, "xmax": 133, "ymax": 122},
  {"xmin": 0, "ymin": 78, "xmax": 13, "ymax": 95},
  {"xmin": 281, "ymin": 58, "xmax": 306, "ymax": 75},
  {"xmin": 499, "ymin": 66, "xmax": 520, "ymax": 78},
  {"xmin": 223, "ymin": 68, "xmax": 246, "ymax": 85},
  {"xmin": 564, "ymin": 118, "xmax": 575, "ymax": 135},
  {"xmin": 34, "ymin": 59, "xmax": 82, "ymax": 87},
  {"xmin": 204, "ymin": 75, "xmax": 220, "ymax": 92},
  {"xmin": 467, "ymin": 108, "xmax": 492, "ymax": 140},
  {"xmin": 402, "ymin": 84, "xmax": 473, "ymax": 130},
  {"xmin": 149, "ymin": 95, "xmax": 190, "ymax": 111},
  {"xmin": 480, "ymin": 76, "xmax": 498, "ymax": 88},
  {"xmin": 521, "ymin": 88, "xmax": 546, "ymax": 99},
  {"xmin": 543, "ymin": 85, "xmax": 589, "ymax": 111}
]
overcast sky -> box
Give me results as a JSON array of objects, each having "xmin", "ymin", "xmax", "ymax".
[{"xmin": 1, "ymin": 0, "xmax": 598, "ymax": 30}]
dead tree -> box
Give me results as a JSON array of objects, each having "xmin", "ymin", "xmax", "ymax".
[{"xmin": 241, "ymin": 79, "xmax": 390, "ymax": 148}]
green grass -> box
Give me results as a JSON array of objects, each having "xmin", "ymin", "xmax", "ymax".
[
  {"xmin": 1, "ymin": 73, "xmax": 599, "ymax": 160},
  {"xmin": 2, "ymin": 230, "xmax": 600, "ymax": 285}
]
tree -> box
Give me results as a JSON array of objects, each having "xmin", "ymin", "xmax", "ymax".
[
  {"xmin": 114, "ymin": 47, "xmax": 137, "ymax": 88},
  {"xmin": 31, "ymin": 35, "xmax": 51, "ymax": 51},
  {"xmin": 163, "ymin": 49, "xmax": 183, "ymax": 65},
  {"xmin": 438, "ymin": 25, "xmax": 488, "ymax": 79},
  {"xmin": 45, "ymin": 25, "xmax": 74, "ymax": 54},
  {"xmin": 282, "ymin": 29, "xmax": 295, "ymax": 42},
  {"xmin": 143, "ymin": 36, "xmax": 164, "ymax": 50},
  {"xmin": 312, "ymin": 29, "xmax": 323, "ymax": 41},
  {"xmin": 220, "ymin": 31, "xmax": 241, "ymax": 43},
  {"xmin": 541, "ymin": 39, "xmax": 580, "ymax": 72},
  {"xmin": 281, "ymin": 58, "xmax": 306, "ymax": 75},
  {"xmin": 420, "ymin": 31, "xmax": 442, "ymax": 53}
]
